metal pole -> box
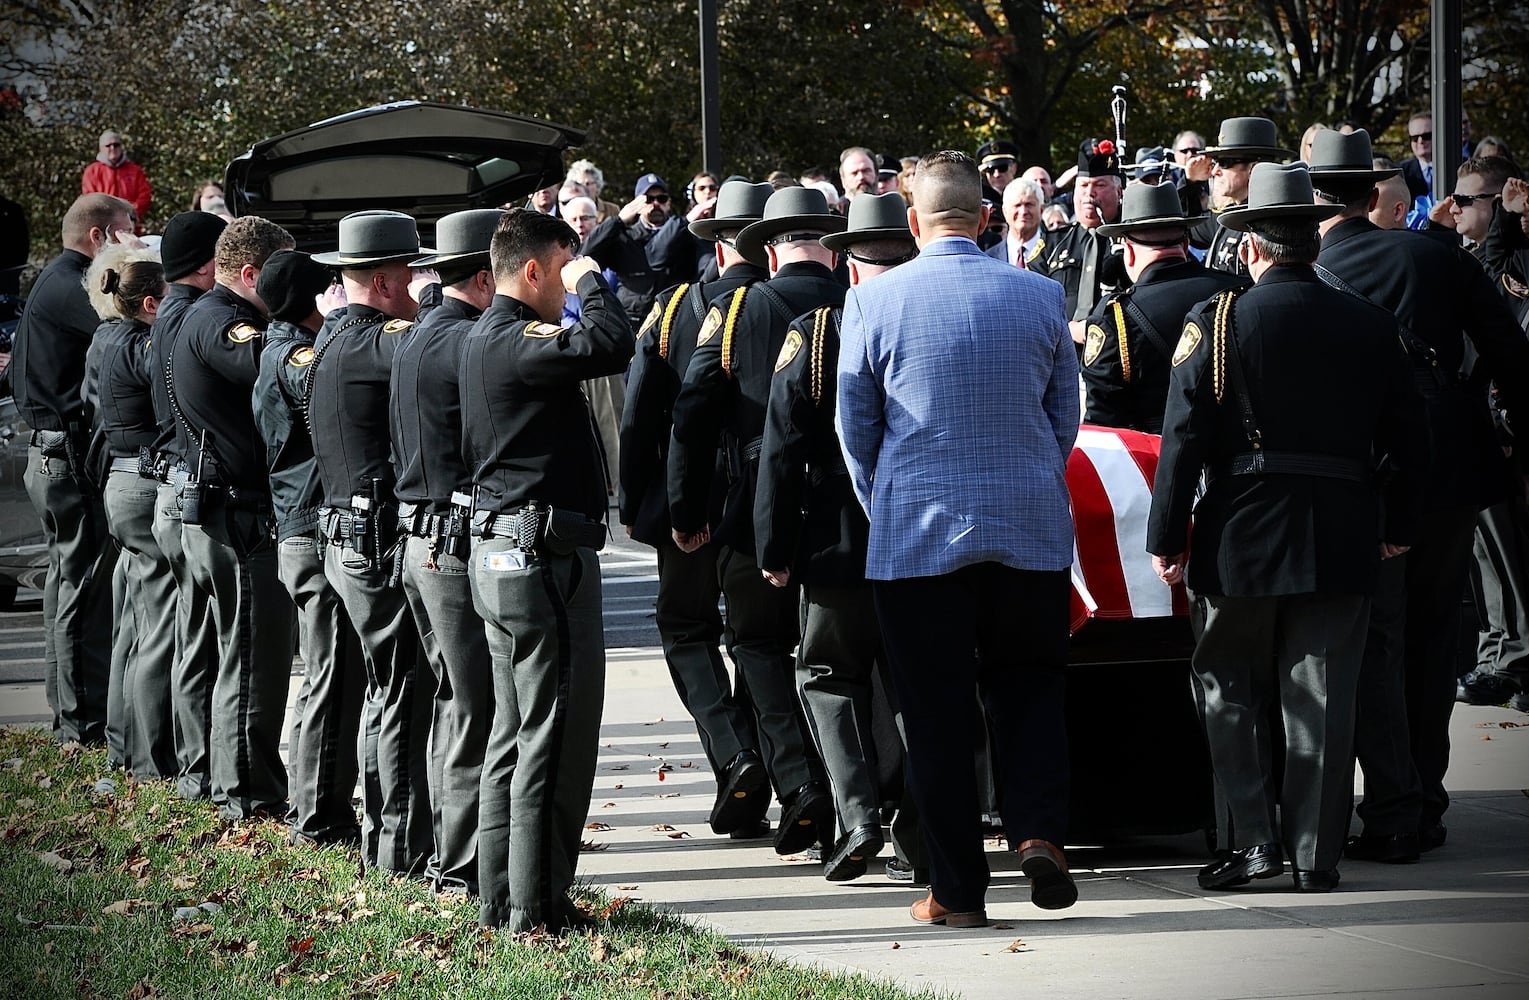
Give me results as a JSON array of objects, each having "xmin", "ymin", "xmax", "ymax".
[
  {"xmin": 1431, "ymin": 0, "xmax": 1462, "ymax": 200},
  {"xmin": 699, "ymin": 0, "xmax": 722, "ymax": 176}
]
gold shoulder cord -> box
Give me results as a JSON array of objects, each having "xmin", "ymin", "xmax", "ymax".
[
  {"xmin": 658, "ymin": 283, "xmax": 689, "ymax": 360},
  {"xmin": 810, "ymin": 307, "xmax": 829, "ymax": 405},
  {"xmin": 720, "ymin": 286, "xmax": 749, "ymax": 377},
  {"xmin": 1111, "ymin": 299, "xmax": 1131, "ymax": 383},
  {"xmin": 1210, "ymin": 287, "xmax": 1245, "ymax": 403}
]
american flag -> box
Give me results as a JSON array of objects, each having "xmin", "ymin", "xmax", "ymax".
[{"xmin": 1067, "ymin": 425, "xmax": 1190, "ymax": 633}]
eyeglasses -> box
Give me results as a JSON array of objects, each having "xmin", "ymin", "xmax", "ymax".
[
  {"xmin": 1175, "ymin": 146, "xmax": 1202, "ymax": 155},
  {"xmin": 982, "ymin": 159, "xmax": 1016, "ymax": 174},
  {"xmin": 570, "ymin": 214, "xmax": 598, "ymax": 223},
  {"xmin": 1410, "ymin": 132, "xmax": 1433, "ymax": 142},
  {"xmin": 103, "ymin": 141, "xmax": 123, "ymax": 148},
  {"xmin": 1449, "ymin": 192, "xmax": 1499, "ymax": 207},
  {"xmin": 645, "ymin": 193, "xmax": 670, "ymax": 204}
]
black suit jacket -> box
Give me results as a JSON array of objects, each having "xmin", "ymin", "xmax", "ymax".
[
  {"xmin": 1147, "ymin": 267, "xmax": 1424, "ymax": 598},
  {"xmin": 1400, "ymin": 157, "xmax": 1430, "ymax": 201},
  {"xmin": 1318, "ymin": 217, "xmax": 1529, "ymax": 511}
]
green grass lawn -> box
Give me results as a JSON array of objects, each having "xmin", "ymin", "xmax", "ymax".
[{"xmin": 0, "ymin": 727, "xmax": 947, "ymax": 1000}]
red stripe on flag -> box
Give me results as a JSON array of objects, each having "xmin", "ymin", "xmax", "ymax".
[{"xmin": 1067, "ymin": 447, "xmax": 1132, "ymax": 618}]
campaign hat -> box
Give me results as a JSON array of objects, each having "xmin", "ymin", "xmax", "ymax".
[
  {"xmin": 734, "ymin": 187, "xmax": 847, "ymax": 267},
  {"xmin": 1306, "ymin": 129, "xmax": 1400, "ymax": 186},
  {"xmin": 819, "ymin": 192, "xmax": 914, "ymax": 253},
  {"xmin": 312, "ymin": 210, "xmax": 430, "ymax": 266},
  {"xmin": 1217, "ymin": 162, "xmax": 1342, "ymax": 232},
  {"xmin": 1204, "ymin": 117, "xmax": 1294, "ymax": 163},
  {"xmin": 1096, "ymin": 182, "xmax": 1192, "ymax": 241},
  {"xmin": 689, "ymin": 181, "xmax": 773, "ymax": 241},
  {"xmin": 409, "ymin": 209, "xmax": 506, "ymax": 269}
]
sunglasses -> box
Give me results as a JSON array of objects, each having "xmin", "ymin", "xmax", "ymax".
[
  {"xmin": 1214, "ymin": 157, "xmax": 1255, "ymax": 168},
  {"xmin": 645, "ymin": 193, "xmax": 670, "ymax": 204},
  {"xmin": 1449, "ymin": 192, "xmax": 1498, "ymax": 207},
  {"xmin": 1175, "ymin": 146, "xmax": 1202, "ymax": 155},
  {"xmin": 1410, "ymin": 132, "xmax": 1433, "ymax": 142},
  {"xmin": 982, "ymin": 159, "xmax": 1016, "ymax": 174}
]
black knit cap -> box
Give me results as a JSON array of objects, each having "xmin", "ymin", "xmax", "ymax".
[
  {"xmin": 160, "ymin": 212, "xmax": 227, "ymax": 281},
  {"xmin": 256, "ymin": 249, "xmax": 333, "ymax": 324}
]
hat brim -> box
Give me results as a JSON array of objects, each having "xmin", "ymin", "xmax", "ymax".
[
  {"xmin": 311, "ymin": 248, "xmax": 432, "ymax": 267},
  {"xmin": 734, "ymin": 214, "xmax": 848, "ymax": 267},
  {"xmin": 689, "ymin": 216, "xmax": 762, "ymax": 241},
  {"xmin": 1204, "ymin": 145, "xmax": 1295, "ymax": 162},
  {"xmin": 1307, "ymin": 166, "xmax": 1401, "ymax": 183},
  {"xmin": 1095, "ymin": 215, "xmax": 1193, "ymax": 239},
  {"xmin": 819, "ymin": 226, "xmax": 914, "ymax": 253},
  {"xmin": 408, "ymin": 249, "xmax": 489, "ymax": 269},
  {"xmin": 1216, "ymin": 203, "xmax": 1341, "ymax": 232}
]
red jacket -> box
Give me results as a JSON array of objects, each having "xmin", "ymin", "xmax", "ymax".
[{"xmin": 81, "ymin": 158, "xmax": 153, "ymax": 227}]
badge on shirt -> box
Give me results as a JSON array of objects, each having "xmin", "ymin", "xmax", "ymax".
[
  {"xmin": 1083, "ymin": 324, "xmax": 1106, "ymax": 366},
  {"xmin": 774, "ymin": 330, "xmax": 803, "ymax": 373},
  {"xmin": 522, "ymin": 322, "xmax": 562, "ymax": 339},
  {"xmin": 697, "ymin": 307, "xmax": 723, "ymax": 347},
  {"xmin": 382, "ymin": 318, "xmax": 412, "ymax": 335},
  {"xmin": 1173, "ymin": 322, "xmax": 1203, "ymax": 367},
  {"xmin": 287, "ymin": 345, "xmax": 316, "ymax": 368},
  {"xmin": 227, "ymin": 322, "xmax": 261, "ymax": 344},
  {"xmin": 639, "ymin": 300, "xmax": 663, "ymax": 337}
]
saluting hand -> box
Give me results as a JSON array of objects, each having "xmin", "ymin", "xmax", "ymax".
[
  {"xmin": 561, "ymin": 256, "xmax": 601, "ymax": 292},
  {"xmin": 685, "ymin": 195, "xmax": 718, "ymax": 225},
  {"xmin": 1429, "ymin": 197, "xmax": 1457, "ymax": 229},
  {"xmin": 1184, "ymin": 154, "xmax": 1214, "ymax": 183},
  {"xmin": 1152, "ymin": 553, "xmax": 1184, "ymax": 586},
  {"xmin": 761, "ymin": 567, "xmax": 790, "ymax": 588},
  {"xmin": 1502, "ymin": 177, "xmax": 1529, "ymax": 216}
]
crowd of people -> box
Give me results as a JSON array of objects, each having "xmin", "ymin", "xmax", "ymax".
[{"xmin": 9, "ymin": 105, "xmax": 1529, "ymax": 932}]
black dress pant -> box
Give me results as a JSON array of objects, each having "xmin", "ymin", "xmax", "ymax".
[{"xmin": 873, "ymin": 564, "xmax": 1070, "ymax": 914}]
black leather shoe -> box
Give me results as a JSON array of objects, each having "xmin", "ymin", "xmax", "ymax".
[
  {"xmin": 773, "ymin": 781, "xmax": 833, "ymax": 856},
  {"xmin": 1418, "ymin": 821, "xmax": 1448, "ymax": 852},
  {"xmin": 824, "ymin": 823, "xmax": 884, "ymax": 883},
  {"xmin": 885, "ymin": 857, "xmax": 930, "ymax": 886},
  {"xmin": 1197, "ymin": 843, "xmax": 1284, "ymax": 890},
  {"xmin": 1344, "ymin": 830, "xmax": 1419, "ymax": 864},
  {"xmin": 728, "ymin": 818, "xmax": 771, "ymax": 840},
  {"xmin": 709, "ymin": 749, "xmax": 768, "ymax": 835},
  {"xmin": 1458, "ymin": 670, "xmax": 1522, "ymax": 707},
  {"xmin": 1512, "ymin": 691, "xmax": 1529, "ymax": 714},
  {"xmin": 1292, "ymin": 868, "xmax": 1340, "ymax": 892}
]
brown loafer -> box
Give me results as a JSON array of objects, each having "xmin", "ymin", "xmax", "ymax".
[
  {"xmin": 909, "ymin": 893, "xmax": 989, "ymax": 928},
  {"xmin": 1017, "ymin": 839, "xmax": 1078, "ymax": 910}
]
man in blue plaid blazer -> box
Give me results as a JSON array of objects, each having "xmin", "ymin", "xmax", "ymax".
[{"xmin": 836, "ymin": 150, "xmax": 1080, "ymax": 928}]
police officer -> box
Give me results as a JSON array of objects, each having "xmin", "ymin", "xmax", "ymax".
[
  {"xmin": 12, "ymin": 193, "xmax": 133, "ymax": 748},
  {"xmin": 88, "ymin": 245, "xmax": 178, "ymax": 779},
  {"xmin": 1309, "ymin": 130, "xmax": 1529, "ymax": 860},
  {"xmin": 391, "ymin": 209, "xmax": 504, "ymax": 894},
  {"xmin": 148, "ymin": 211, "xmax": 226, "ymax": 800},
  {"xmin": 619, "ymin": 180, "xmax": 772, "ymax": 838},
  {"xmin": 668, "ymin": 187, "xmax": 842, "ymax": 857},
  {"xmin": 170, "ymin": 215, "xmax": 297, "ymax": 821},
  {"xmin": 756, "ymin": 192, "xmax": 920, "ymax": 881},
  {"xmin": 252, "ymin": 249, "xmax": 366, "ymax": 847},
  {"xmin": 1185, "ymin": 117, "xmax": 1294, "ymax": 276},
  {"xmin": 1082, "ymin": 182, "xmax": 1249, "ymax": 432},
  {"xmin": 1147, "ymin": 163, "xmax": 1424, "ymax": 892},
  {"xmin": 461, "ymin": 209, "xmax": 634, "ymax": 932},
  {"xmin": 307, "ymin": 211, "xmax": 433, "ymax": 876},
  {"xmin": 1031, "ymin": 139, "xmax": 1128, "ymax": 346}
]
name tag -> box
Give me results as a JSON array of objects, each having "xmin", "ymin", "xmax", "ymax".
[{"xmin": 482, "ymin": 550, "xmax": 529, "ymax": 572}]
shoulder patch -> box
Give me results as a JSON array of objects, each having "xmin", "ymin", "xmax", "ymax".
[
  {"xmin": 1172, "ymin": 322, "xmax": 1203, "ymax": 367},
  {"xmin": 775, "ymin": 330, "xmax": 804, "ymax": 373},
  {"xmin": 287, "ymin": 345, "xmax": 316, "ymax": 368},
  {"xmin": 1083, "ymin": 324, "xmax": 1106, "ymax": 366},
  {"xmin": 697, "ymin": 307, "xmax": 724, "ymax": 347},
  {"xmin": 638, "ymin": 300, "xmax": 664, "ymax": 337},
  {"xmin": 382, "ymin": 318, "xmax": 413, "ymax": 335},
  {"xmin": 227, "ymin": 322, "xmax": 261, "ymax": 344},
  {"xmin": 523, "ymin": 321, "xmax": 563, "ymax": 339}
]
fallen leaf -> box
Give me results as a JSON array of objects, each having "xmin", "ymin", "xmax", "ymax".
[
  {"xmin": 654, "ymin": 792, "xmax": 680, "ymax": 799},
  {"xmin": 1004, "ymin": 938, "xmax": 1027, "ymax": 953},
  {"xmin": 15, "ymin": 798, "xmax": 35, "ymax": 810},
  {"xmin": 657, "ymin": 742, "xmax": 669, "ymax": 749},
  {"xmin": 600, "ymin": 802, "xmax": 617, "ymax": 808},
  {"xmin": 585, "ymin": 822, "xmax": 612, "ymax": 831},
  {"xmin": 652, "ymin": 823, "xmax": 675, "ymax": 832},
  {"xmin": 355, "ymin": 969, "xmax": 400, "ymax": 990},
  {"xmin": 680, "ymin": 762, "xmax": 696, "ymax": 768},
  {"xmin": 665, "ymin": 831, "xmax": 691, "ymax": 839},
  {"xmin": 172, "ymin": 922, "xmax": 214, "ymax": 937},
  {"xmin": 615, "ymin": 884, "xmax": 639, "ymax": 891},
  {"xmin": 35, "ymin": 851, "xmax": 72, "ymax": 872},
  {"xmin": 288, "ymin": 935, "xmax": 315, "ymax": 955},
  {"xmin": 890, "ymin": 942, "xmax": 901, "ymax": 950},
  {"xmin": 609, "ymin": 764, "xmax": 629, "ymax": 771},
  {"xmin": 169, "ymin": 875, "xmax": 195, "ymax": 891},
  {"xmin": 993, "ymin": 922, "xmax": 1014, "ymax": 929},
  {"xmin": 102, "ymin": 898, "xmax": 155, "ymax": 916},
  {"xmin": 1482, "ymin": 735, "xmax": 1492, "ymax": 741},
  {"xmin": 657, "ymin": 770, "xmax": 666, "ymax": 782},
  {"xmin": 36, "ymin": 776, "xmax": 52, "ymax": 789},
  {"xmin": 599, "ymin": 896, "xmax": 634, "ymax": 920},
  {"xmin": 612, "ymin": 784, "xmax": 623, "ymax": 790},
  {"xmin": 125, "ymin": 855, "xmax": 151, "ymax": 878},
  {"xmin": 1, "ymin": 758, "xmax": 21, "ymax": 771},
  {"xmin": 589, "ymin": 935, "xmax": 611, "ymax": 963},
  {"xmin": 126, "ymin": 980, "xmax": 157, "ymax": 999},
  {"xmin": 579, "ymin": 840, "xmax": 608, "ymax": 852}
]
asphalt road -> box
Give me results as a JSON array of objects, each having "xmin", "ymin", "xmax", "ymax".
[{"xmin": 0, "ymin": 531, "xmax": 663, "ymax": 688}]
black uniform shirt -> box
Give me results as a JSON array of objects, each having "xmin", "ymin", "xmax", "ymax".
[
  {"xmin": 755, "ymin": 305, "xmax": 869, "ymax": 585},
  {"xmin": 1081, "ymin": 257, "xmax": 1248, "ymax": 434},
  {"xmin": 12, "ymin": 249, "xmax": 97, "ymax": 430},
  {"xmin": 92, "ymin": 317, "xmax": 157, "ymax": 457},
  {"xmin": 307, "ymin": 304, "xmax": 410, "ymax": 508},
  {"xmin": 148, "ymin": 282, "xmax": 207, "ymax": 464},
  {"xmin": 1031, "ymin": 222, "xmax": 1127, "ymax": 322},
  {"xmin": 618, "ymin": 262, "xmax": 767, "ymax": 546},
  {"xmin": 668, "ymin": 260, "xmax": 845, "ymax": 549},
  {"xmin": 252, "ymin": 319, "xmax": 321, "ymax": 540},
  {"xmin": 1190, "ymin": 211, "xmax": 1251, "ymax": 276},
  {"xmin": 170, "ymin": 283, "xmax": 270, "ymax": 492},
  {"xmin": 460, "ymin": 271, "xmax": 634, "ymax": 520},
  {"xmin": 390, "ymin": 294, "xmax": 481, "ymax": 512}
]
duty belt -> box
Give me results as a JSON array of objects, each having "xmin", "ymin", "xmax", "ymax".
[
  {"xmin": 1205, "ymin": 451, "xmax": 1371, "ymax": 486},
  {"xmin": 199, "ymin": 483, "xmax": 271, "ymax": 512},
  {"xmin": 165, "ymin": 464, "xmax": 193, "ymax": 490},
  {"xmin": 472, "ymin": 504, "xmax": 607, "ymax": 553},
  {"xmin": 107, "ymin": 456, "xmax": 157, "ymax": 478}
]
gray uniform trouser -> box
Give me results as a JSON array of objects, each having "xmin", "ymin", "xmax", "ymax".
[
  {"xmin": 105, "ymin": 556, "xmax": 131, "ymax": 767},
  {"xmin": 402, "ymin": 535, "xmax": 492, "ymax": 895},
  {"xmin": 325, "ymin": 543, "xmax": 433, "ymax": 875},
  {"xmin": 472, "ymin": 541, "xmax": 603, "ymax": 932},
  {"xmin": 182, "ymin": 504, "xmax": 293, "ymax": 819},
  {"xmin": 654, "ymin": 539, "xmax": 755, "ymax": 773},
  {"xmin": 1471, "ymin": 495, "xmax": 1529, "ymax": 684},
  {"xmin": 719, "ymin": 545, "xmax": 824, "ymax": 798},
  {"xmin": 153, "ymin": 481, "xmax": 220, "ymax": 800},
  {"xmin": 279, "ymin": 536, "xmax": 365, "ymax": 842},
  {"xmin": 797, "ymin": 582, "xmax": 883, "ymax": 834},
  {"xmin": 1193, "ymin": 592, "xmax": 1369, "ymax": 872},
  {"xmin": 103, "ymin": 469, "xmax": 178, "ymax": 778},
  {"xmin": 23, "ymin": 443, "xmax": 114, "ymax": 745}
]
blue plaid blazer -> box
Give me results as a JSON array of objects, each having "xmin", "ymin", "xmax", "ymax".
[{"xmin": 836, "ymin": 236, "xmax": 1079, "ymax": 581}]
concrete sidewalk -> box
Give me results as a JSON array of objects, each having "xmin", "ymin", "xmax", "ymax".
[{"xmin": 574, "ymin": 649, "xmax": 1529, "ymax": 1000}]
